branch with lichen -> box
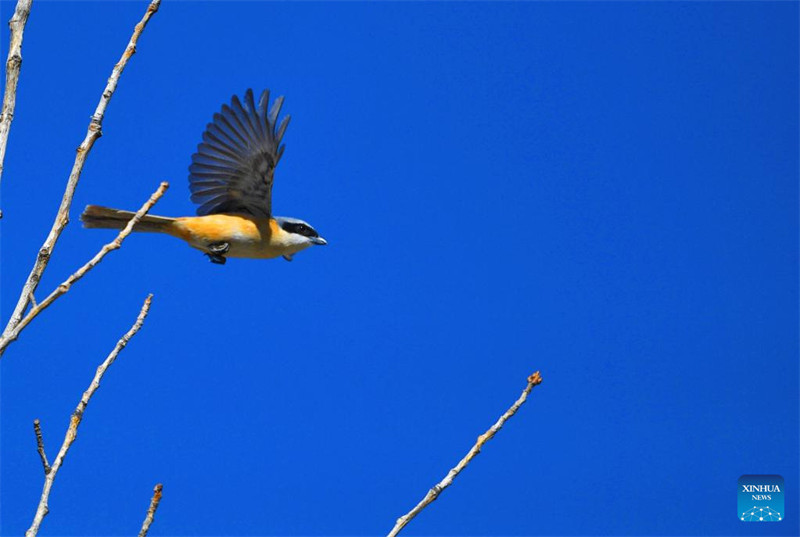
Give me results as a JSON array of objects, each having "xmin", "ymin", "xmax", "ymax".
[
  {"xmin": 0, "ymin": 181, "xmax": 168, "ymax": 356},
  {"xmin": 0, "ymin": 0, "xmax": 33, "ymax": 214},
  {"xmin": 25, "ymin": 295, "xmax": 154, "ymax": 537},
  {"xmin": 2, "ymin": 0, "xmax": 161, "ymax": 346},
  {"xmin": 387, "ymin": 371, "xmax": 543, "ymax": 537},
  {"xmin": 138, "ymin": 483, "xmax": 164, "ymax": 537}
]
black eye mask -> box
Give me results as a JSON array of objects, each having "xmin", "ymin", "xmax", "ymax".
[{"xmin": 281, "ymin": 222, "xmax": 318, "ymax": 238}]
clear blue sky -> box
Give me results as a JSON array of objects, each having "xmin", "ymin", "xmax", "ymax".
[{"xmin": 1, "ymin": 1, "xmax": 797, "ymax": 536}]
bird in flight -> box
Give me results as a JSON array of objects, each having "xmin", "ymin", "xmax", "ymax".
[{"xmin": 81, "ymin": 89, "xmax": 326, "ymax": 265}]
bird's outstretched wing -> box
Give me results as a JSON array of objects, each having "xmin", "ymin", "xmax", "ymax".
[{"xmin": 189, "ymin": 89, "xmax": 290, "ymax": 217}]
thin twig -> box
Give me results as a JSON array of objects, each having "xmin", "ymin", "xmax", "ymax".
[
  {"xmin": 0, "ymin": 0, "xmax": 33, "ymax": 214},
  {"xmin": 0, "ymin": 181, "xmax": 168, "ymax": 356},
  {"xmin": 2, "ymin": 0, "xmax": 161, "ymax": 341},
  {"xmin": 25, "ymin": 295, "xmax": 154, "ymax": 537},
  {"xmin": 32, "ymin": 419, "xmax": 51, "ymax": 475},
  {"xmin": 138, "ymin": 483, "xmax": 164, "ymax": 537},
  {"xmin": 387, "ymin": 371, "xmax": 543, "ymax": 537}
]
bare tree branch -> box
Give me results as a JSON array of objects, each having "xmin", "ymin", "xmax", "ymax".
[
  {"xmin": 2, "ymin": 0, "xmax": 161, "ymax": 341},
  {"xmin": 138, "ymin": 483, "xmax": 164, "ymax": 537},
  {"xmin": 0, "ymin": 0, "xmax": 33, "ymax": 213},
  {"xmin": 0, "ymin": 181, "xmax": 168, "ymax": 357},
  {"xmin": 25, "ymin": 295, "xmax": 154, "ymax": 537},
  {"xmin": 32, "ymin": 419, "xmax": 51, "ymax": 475},
  {"xmin": 387, "ymin": 371, "xmax": 543, "ymax": 537}
]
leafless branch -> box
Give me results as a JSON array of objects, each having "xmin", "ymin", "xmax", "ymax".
[
  {"xmin": 2, "ymin": 0, "xmax": 161, "ymax": 342},
  {"xmin": 0, "ymin": 0, "xmax": 33, "ymax": 212},
  {"xmin": 138, "ymin": 483, "xmax": 164, "ymax": 537},
  {"xmin": 387, "ymin": 371, "xmax": 543, "ymax": 537},
  {"xmin": 32, "ymin": 419, "xmax": 51, "ymax": 475},
  {"xmin": 0, "ymin": 181, "xmax": 168, "ymax": 357},
  {"xmin": 25, "ymin": 295, "xmax": 154, "ymax": 537}
]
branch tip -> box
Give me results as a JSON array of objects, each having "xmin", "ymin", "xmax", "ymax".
[
  {"xmin": 528, "ymin": 371, "xmax": 542, "ymax": 386},
  {"xmin": 386, "ymin": 369, "xmax": 543, "ymax": 537},
  {"xmin": 32, "ymin": 419, "xmax": 51, "ymax": 475},
  {"xmin": 138, "ymin": 482, "xmax": 164, "ymax": 537}
]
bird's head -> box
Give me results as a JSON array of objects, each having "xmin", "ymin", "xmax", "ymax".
[{"xmin": 274, "ymin": 216, "xmax": 327, "ymax": 248}]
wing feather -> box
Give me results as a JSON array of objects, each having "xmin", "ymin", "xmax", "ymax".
[
  {"xmin": 189, "ymin": 89, "xmax": 289, "ymax": 217},
  {"xmin": 203, "ymin": 127, "xmax": 244, "ymax": 160},
  {"xmin": 276, "ymin": 115, "xmax": 291, "ymax": 144},
  {"xmin": 190, "ymin": 153, "xmax": 241, "ymax": 169},
  {"xmin": 221, "ymin": 104, "xmax": 253, "ymax": 149},
  {"xmin": 212, "ymin": 111, "xmax": 249, "ymax": 151},
  {"xmin": 196, "ymin": 142, "xmax": 242, "ymax": 167},
  {"xmin": 244, "ymin": 90, "xmax": 266, "ymax": 141},
  {"xmin": 189, "ymin": 162, "xmax": 249, "ymax": 175},
  {"xmin": 231, "ymin": 95, "xmax": 260, "ymax": 147},
  {"xmin": 268, "ymin": 96, "xmax": 284, "ymax": 128},
  {"xmin": 258, "ymin": 90, "xmax": 271, "ymax": 134}
]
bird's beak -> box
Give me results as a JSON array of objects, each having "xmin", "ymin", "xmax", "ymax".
[{"xmin": 310, "ymin": 236, "xmax": 327, "ymax": 246}]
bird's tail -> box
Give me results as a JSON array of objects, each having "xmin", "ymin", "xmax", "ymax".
[{"xmin": 80, "ymin": 205, "xmax": 176, "ymax": 234}]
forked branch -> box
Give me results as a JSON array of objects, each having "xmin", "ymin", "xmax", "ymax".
[
  {"xmin": 2, "ymin": 0, "xmax": 161, "ymax": 344},
  {"xmin": 387, "ymin": 371, "xmax": 543, "ymax": 537},
  {"xmin": 25, "ymin": 295, "xmax": 154, "ymax": 537},
  {"xmin": 0, "ymin": 181, "xmax": 168, "ymax": 356}
]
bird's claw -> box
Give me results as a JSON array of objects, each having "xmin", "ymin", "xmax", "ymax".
[{"xmin": 206, "ymin": 253, "xmax": 227, "ymax": 265}]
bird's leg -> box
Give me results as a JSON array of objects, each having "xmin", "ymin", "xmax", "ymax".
[
  {"xmin": 206, "ymin": 242, "xmax": 230, "ymax": 265},
  {"xmin": 208, "ymin": 242, "xmax": 230, "ymax": 254}
]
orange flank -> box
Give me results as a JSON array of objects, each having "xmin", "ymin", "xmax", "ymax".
[
  {"xmin": 169, "ymin": 214, "xmax": 300, "ymax": 259},
  {"xmin": 171, "ymin": 214, "xmax": 271, "ymax": 244}
]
